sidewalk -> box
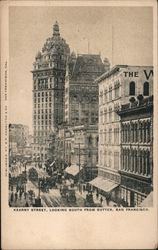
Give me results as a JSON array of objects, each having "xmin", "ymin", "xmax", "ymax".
[{"xmin": 76, "ymin": 189, "xmax": 116, "ymax": 207}]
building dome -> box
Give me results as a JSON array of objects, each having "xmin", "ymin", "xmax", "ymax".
[
  {"xmin": 34, "ymin": 22, "xmax": 70, "ymax": 68},
  {"xmin": 53, "ymin": 21, "xmax": 60, "ymax": 36}
]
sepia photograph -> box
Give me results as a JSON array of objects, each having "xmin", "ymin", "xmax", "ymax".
[
  {"xmin": 8, "ymin": 4, "xmax": 154, "ymax": 208},
  {"xmin": 1, "ymin": 0, "xmax": 158, "ymax": 249}
]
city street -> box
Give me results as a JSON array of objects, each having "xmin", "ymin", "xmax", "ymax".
[
  {"xmin": 9, "ymin": 162, "xmax": 117, "ymax": 207},
  {"xmin": 9, "ymin": 162, "xmax": 86, "ymax": 207}
]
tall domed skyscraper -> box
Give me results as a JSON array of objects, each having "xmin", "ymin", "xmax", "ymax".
[{"xmin": 32, "ymin": 22, "xmax": 70, "ymax": 162}]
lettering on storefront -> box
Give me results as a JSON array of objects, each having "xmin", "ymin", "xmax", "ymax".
[
  {"xmin": 144, "ymin": 69, "xmax": 153, "ymax": 80},
  {"xmin": 124, "ymin": 72, "xmax": 139, "ymax": 77},
  {"xmin": 123, "ymin": 69, "xmax": 153, "ymax": 80}
]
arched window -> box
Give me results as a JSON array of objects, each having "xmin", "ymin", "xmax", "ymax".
[
  {"xmin": 129, "ymin": 81, "xmax": 135, "ymax": 95},
  {"xmin": 143, "ymin": 82, "xmax": 149, "ymax": 96}
]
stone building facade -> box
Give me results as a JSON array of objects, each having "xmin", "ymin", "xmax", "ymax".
[
  {"xmin": 117, "ymin": 95, "xmax": 153, "ymax": 206},
  {"xmin": 95, "ymin": 65, "xmax": 153, "ymax": 202},
  {"xmin": 61, "ymin": 54, "xmax": 110, "ymax": 181},
  {"xmin": 9, "ymin": 124, "xmax": 29, "ymax": 148},
  {"xmin": 55, "ymin": 124, "xmax": 99, "ymax": 181},
  {"xmin": 9, "ymin": 123, "xmax": 29, "ymax": 161},
  {"xmin": 32, "ymin": 22, "xmax": 70, "ymax": 162},
  {"xmin": 71, "ymin": 125, "xmax": 99, "ymax": 181},
  {"xmin": 64, "ymin": 54, "xmax": 109, "ymax": 125}
]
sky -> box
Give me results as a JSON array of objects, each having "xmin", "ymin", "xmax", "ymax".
[{"xmin": 9, "ymin": 6, "xmax": 153, "ymax": 134}]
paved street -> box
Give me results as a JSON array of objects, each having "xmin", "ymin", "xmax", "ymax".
[
  {"xmin": 9, "ymin": 162, "xmax": 86, "ymax": 207},
  {"xmin": 9, "ymin": 162, "xmax": 117, "ymax": 207}
]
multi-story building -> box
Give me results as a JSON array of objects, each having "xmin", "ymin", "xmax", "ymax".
[
  {"xmin": 55, "ymin": 124, "xmax": 99, "ymax": 181},
  {"xmin": 61, "ymin": 54, "xmax": 110, "ymax": 181},
  {"xmin": 65, "ymin": 53, "xmax": 109, "ymax": 125},
  {"xmin": 9, "ymin": 124, "xmax": 29, "ymax": 147},
  {"xmin": 93, "ymin": 65, "xmax": 153, "ymax": 203},
  {"xmin": 68, "ymin": 124, "xmax": 99, "ymax": 181},
  {"xmin": 32, "ymin": 22, "xmax": 70, "ymax": 162},
  {"xmin": 117, "ymin": 95, "xmax": 153, "ymax": 207},
  {"xmin": 9, "ymin": 123, "xmax": 29, "ymax": 162}
]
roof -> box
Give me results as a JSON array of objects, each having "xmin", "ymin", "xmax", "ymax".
[
  {"xmin": 95, "ymin": 65, "xmax": 128, "ymax": 83},
  {"xmin": 95, "ymin": 64, "xmax": 153, "ymax": 84},
  {"xmin": 69, "ymin": 54, "xmax": 105, "ymax": 82},
  {"xmin": 64, "ymin": 164, "xmax": 82, "ymax": 176},
  {"xmin": 89, "ymin": 177, "xmax": 119, "ymax": 193},
  {"xmin": 117, "ymin": 95, "xmax": 153, "ymax": 116}
]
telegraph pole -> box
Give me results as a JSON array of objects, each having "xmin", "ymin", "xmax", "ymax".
[{"xmin": 78, "ymin": 143, "xmax": 81, "ymax": 191}]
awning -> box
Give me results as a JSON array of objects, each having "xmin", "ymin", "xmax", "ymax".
[
  {"xmin": 89, "ymin": 177, "xmax": 119, "ymax": 193},
  {"xmin": 50, "ymin": 161, "xmax": 55, "ymax": 167},
  {"xmin": 139, "ymin": 192, "xmax": 153, "ymax": 207},
  {"xmin": 24, "ymin": 155, "xmax": 31, "ymax": 158},
  {"xmin": 64, "ymin": 164, "xmax": 82, "ymax": 177}
]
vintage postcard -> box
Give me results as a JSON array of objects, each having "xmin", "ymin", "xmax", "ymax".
[{"xmin": 1, "ymin": 0, "xmax": 158, "ymax": 249}]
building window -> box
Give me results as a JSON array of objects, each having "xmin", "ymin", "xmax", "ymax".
[
  {"xmin": 108, "ymin": 151, "xmax": 112, "ymax": 167},
  {"xmin": 109, "ymin": 107, "xmax": 112, "ymax": 122},
  {"xmin": 109, "ymin": 128, "xmax": 112, "ymax": 144},
  {"xmin": 100, "ymin": 91, "xmax": 103, "ymax": 105},
  {"xmin": 104, "ymin": 129, "xmax": 107, "ymax": 143},
  {"xmin": 100, "ymin": 110, "xmax": 103, "ymax": 124},
  {"xmin": 143, "ymin": 82, "xmax": 149, "ymax": 96},
  {"xmin": 96, "ymin": 136, "xmax": 99, "ymax": 146},
  {"xmin": 104, "ymin": 150, "xmax": 107, "ymax": 166},
  {"xmin": 109, "ymin": 86, "xmax": 112, "ymax": 101},
  {"xmin": 129, "ymin": 81, "xmax": 135, "ymax": 95},
  {"xmin": 114, "ymin": 152, "xmax": 119, "ymax": 170},
  {"xmin": 114, "ymin": 85, "xmax": 119, "ymax": 98},
  {"xmin": 100, "ymin": 150, "xmax": 103, "ymax": 166},
  {"xmin": 114, "ymin": 128, "xmax": 119, "ymax": 144},
  {"xmin": 104, "ymin": 89, "xmax": 107, "ymax": 103},
  {"xmin": 104, "ymin": 108, "xmax": 107, "ymax": 123},
  {"xmin": 100, "ymin": 130, "xmax": 103, "ymax": 144}
]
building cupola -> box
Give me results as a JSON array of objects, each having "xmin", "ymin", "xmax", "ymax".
[{"xmin": 53, "ymin": 21, "xmax": 60, "ymax": 37}]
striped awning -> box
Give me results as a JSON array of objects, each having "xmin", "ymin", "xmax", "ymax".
[
  {"xmin": 89, "ymin": 177, "xmax": 119, "ymax": 193},
  {"xmin": 64, "ymin": 164, "xmax": 82, "ymax": 177}
]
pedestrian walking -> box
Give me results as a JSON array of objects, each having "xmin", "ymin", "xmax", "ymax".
[
  {"xmin": 15, "ymin": 192, "xmax": 18, "ymax": 201},
  {"xmin": 19, "ymin": 190, "xmax": 22, "ymax": 199},
  {"xmin": 106, "ymin": 194, "xmax": 110, "ymax": 206},
  {"xmin": 100, "ymin": 196, "xmax": 103, "ymax": 205},
  {"xmin": 25, "ymin": 201, "xmax": 29, "ymax": 207},
  {"xmin": 96, "ymin": 191, "xmax": 99, "ymax": 200},
  {"xmin": 24, "ymin": 192, "xmax": 27, "ymax": 199},
  {"xmin": 10, "ymin": 192, "xmax": 14, "ymax": 202}
]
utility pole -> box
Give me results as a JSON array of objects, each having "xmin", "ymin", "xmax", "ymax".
[{"xmin": 78, "ymin": 143, "xmax": 81, "ymax": 192}]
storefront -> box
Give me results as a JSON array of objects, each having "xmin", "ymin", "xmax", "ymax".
[
  {"xmin": 119, "ymin": 174, "xmax": 152, "ymax": 207},
  {"xmin": 89, "ymin": 176, "xmax": 119, "ymax": 203},
  {"xmin": 64, "ymin": 164, "xmax": 83, "ymax": 183}
]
